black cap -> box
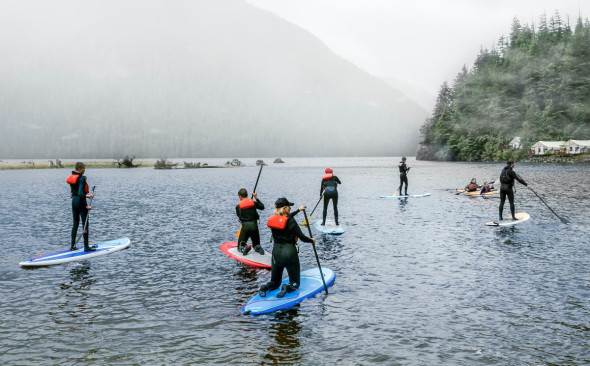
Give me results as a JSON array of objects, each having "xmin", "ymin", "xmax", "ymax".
[{"xmin": 275, "ymin": 197, "xmax": 294, "ymax": 208}]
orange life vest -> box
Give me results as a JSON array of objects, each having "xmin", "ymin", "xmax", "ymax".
[
  {"xmin": 267, "ymin": 215, "xmax": 288, "ymax": 229},
  {"xmin": 238, "ymin": 198, "xmax": 255, "ymax": 209},
  {"xmin": 66, "ymin": 174, "xmax": 89, "ymax": 194},
  {"xmin": 322, "ymin": 173, "xmax": 333, "ymax": 180}
]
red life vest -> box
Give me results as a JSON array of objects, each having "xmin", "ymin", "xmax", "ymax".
[
  {"xmin": 66, "ymin": 174, "xmax": 89, "ymax": 194},
  {"xmin": 467, "ymin": 183, "xmax": 478, "ymax": 191},
  {"xmin": 322, "ymin": 173, "xmax": 333, "ymax": 180},
  {"xmin": 238, "ymin": 198, "xmax": 255, "ymax": 209},
  {"xmin": 267, "ymin": 215, "xmax": 288, "ymax": 229}
]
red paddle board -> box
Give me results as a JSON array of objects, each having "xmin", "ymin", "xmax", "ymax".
[{"xmin": 220, "ymin": 241, "xmax": 272, "ymax": 268}]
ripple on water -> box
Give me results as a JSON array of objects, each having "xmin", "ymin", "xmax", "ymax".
[{"xmin": 1, "ymin": 159, "xmax": 589, "ymax": 365}]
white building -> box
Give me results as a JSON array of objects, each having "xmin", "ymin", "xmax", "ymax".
[
  {"xmin": 509, "ymin": 137, "xmax": 521, "ymax": 150},
  {"xmin": 530, "ymin": 141, "xmax": 565, "ymax": 155},
  {"xmin": 562, "ymin": 140, "xmax": 590, "ymax": 154}
]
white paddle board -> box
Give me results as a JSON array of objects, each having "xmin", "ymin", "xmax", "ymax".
[
  {"xmin": 380, "ymin": 193, "xmax": 431, "ymax": 198},
  {"xmin": 19, "ymin": 238, "xmax": 130, "ymax": 267},
  {"xmin": 314, "ymin": 220, "xmax": 345, "ymax": 235},
  {"xmin": 485, "ymin": 213, "xmax": 531, "ymax": 227}
]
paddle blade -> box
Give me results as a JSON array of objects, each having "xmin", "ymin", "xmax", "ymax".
[
  {"xmin": 559, "ymin": 217, "xmax": 570, "ymax": 224},
  {"xmin": 236, "ymin": 225, "xmax": 242, "ymax": 238},
  {"xmin": 300, "ymin": 216, "xmax": 311, "ymax": 226}
]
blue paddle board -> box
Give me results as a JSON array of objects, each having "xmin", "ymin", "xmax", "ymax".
[
  {"xmin": 241, "ymin": 267, "xmax": 335, "ymax": 315},
  {"xmin": 380, "ymin": 193, "xmax": 431, "ymax": 198},
  {"xmin": 19, "ymin": 238, "xmax": 130, "ymax": 267},
  {"xmin": 314, "ymin": 220, "xmax": 345, "ymax": 235}
]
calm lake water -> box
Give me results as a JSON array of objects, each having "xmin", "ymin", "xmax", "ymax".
[{"xmin": 1, "ymin": 157, "xmax": 589, "ymax": 365}]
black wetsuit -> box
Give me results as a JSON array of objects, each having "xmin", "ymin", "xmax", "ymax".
[
  {"xmin": 235, "ymin": 199, "xmax": 264, "ymax": 247},
  {"xmin": 69, "ymin": 172, "xmax": 89, "ymax": 250},
  {"xmin": 398, "ymin": 162, "xmax": 410, "ymax": 195},
  {"xmin": 499, "ymin": 165, "xmax": 527, "ymax": 220},
  {"xmin": 321, "ymin": 175, "xmax": 342, "ymax": 225},
  {"xmin": 265, "ymin": 209, "xmax": 314, "ymax": 291}
]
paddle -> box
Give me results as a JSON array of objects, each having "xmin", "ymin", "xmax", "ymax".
[
  {"xmin": 300, "ymin": 196, "xmax": 322, "ymax": 226},
  {"xmin": 303, "ymin": 209, "xmax": 328, "ymax": 294},
  {"xmin": 74, "ymin": 186, "xmax": 96, "ymax": 246},
  {"xmin": 237, "ymin": 164, "xmax": 265, "ymax": 238},
  {"xmin": 527, "ymin": 186, "xmax": 570, "ymax": 224},
  {"xmin": 513, "ymin": 171, "xmax": 569, "ymax": 224}
]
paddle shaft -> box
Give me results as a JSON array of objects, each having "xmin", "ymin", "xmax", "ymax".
[
  {"xmin": 75, "ymin": 186, "xmax": 96, "ymax": 245},
  {"xmin": 310, "ymin": 196, "xmax": 322, "ymax": 217},
  {"xmin": 528, "ymin": 186, "xmax": 569, "ymax": 224},
  {"xmin": 238, "ymin": 164, "xmax": 264, "ymax": 238},
  {"xmin": 514, "ymin": 172, "xmax": 569, "ymax": 224},
  {"xmin": 302, "ymin": 209, "xmax": 328, "ymax": 294},
  {"xmin": 301, "ymin": 196, "xmax": 323, "ymax": 225},
  {"xmin": 251, "ymin": 164, "xmax": 263, "ymax": 198}
]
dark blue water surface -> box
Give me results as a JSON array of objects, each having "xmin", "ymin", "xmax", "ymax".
[{"xmin": 1, "ymin": 157, "xmax": 589, "ymax": 365}]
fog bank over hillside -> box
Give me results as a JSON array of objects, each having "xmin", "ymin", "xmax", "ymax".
[{"xmin": 0, "ymin": 0, "xmax": 427, "ymax": 158}]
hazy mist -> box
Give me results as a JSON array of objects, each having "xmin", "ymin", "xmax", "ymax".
[{"xmin": 0, "ymin": 0, "xmax": 427, "ymax": 159}]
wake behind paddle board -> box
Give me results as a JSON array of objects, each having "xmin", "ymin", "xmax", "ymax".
[
  {"xmin": 241, "ymin": 267, "xmax": 335, "ymax": 315},
  {"xmin": 380, "ymin": 193, "xmax": 431, "ymax": 198},
  {"xmin": 220, "ymin": 241, "xmax": 272, "ymax": 268},
  {"xmin": 19, "ymin": 238, "xmax": 130, "ymax": 267},
  {"xmin": 314, "ymin": 220, "xmax": 346, "ymax": 235},
  {"xmin": 485, "ymin": 213, "xmax": 531, "ymax": 227}
]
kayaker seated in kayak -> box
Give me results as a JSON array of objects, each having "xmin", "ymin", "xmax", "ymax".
[
  {"xmin": 465, "ymin": 178, "xmax": 480, "ymax": 192},
  {"xmin": 480, "ymin": 182, "xmax": 492, "ymax": 194}
]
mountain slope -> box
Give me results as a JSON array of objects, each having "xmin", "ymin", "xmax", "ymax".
[{"xmin": 0, "ymin": 0, "xmax": 427, "ymax": 158}]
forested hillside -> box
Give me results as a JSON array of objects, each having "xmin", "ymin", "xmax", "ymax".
[{"xmin": 417, "ymin": 12, "xmax": 590, "ymax": 161}]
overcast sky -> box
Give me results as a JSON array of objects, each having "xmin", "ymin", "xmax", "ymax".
[{"xmin": 247, "ymin": 0, "xmax": 588, "ymax": 97}]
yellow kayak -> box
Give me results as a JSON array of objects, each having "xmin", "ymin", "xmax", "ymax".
[{"xmin": 456, "ymin": 189, "xmax": 500, "ymax": 196}]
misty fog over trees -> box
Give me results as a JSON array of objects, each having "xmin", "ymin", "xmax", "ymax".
[
  {"xmin": 418, "ymin": 12, "xmax": 590, "ymax": 161},
  {"xmin": 0, "ymin": 0, "xmax": 427, "ymax": 159}
]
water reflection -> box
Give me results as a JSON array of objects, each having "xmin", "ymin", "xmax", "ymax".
[
  {"xmin": 398, "ymin": 197, "xmax": 409, "ymax": 210},
  {"xmin": 316, "ymin": 235, "xmax": 342, "ymax": 261},
  {"xmin": 262, "ymin": 310, "xmax": 303, "ymax": 365},
  {"xmin": 54, "ymin": 262, "xmax": 96, "ymax": 323}
]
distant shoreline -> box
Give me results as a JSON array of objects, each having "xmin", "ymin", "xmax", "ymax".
[
  {"xmin": 0, "ymin": 160, "xmax": 155, "ymax": 170},
  {"xmin": 521, "ymin": 154, "xmax": 590, "ymax": 164},
  {"xmin": 0, "ymin": 159, "xmax": 250, "ymax": 170}
]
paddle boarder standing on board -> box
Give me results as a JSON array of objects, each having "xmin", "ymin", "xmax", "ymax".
[
  {"xmin": 320, "ymin": 168, "xmax": 342, "ymax": 226},
  {"xmin": 397, "ymin": 157, "xmax": 410, "ymax": 196},
  {"xmin": 259, "ymin": 198, "xmax": 316, "ymax": 298},
  {"xmin": 67, "ymin": 162, "xmax": 95, "ymax": 251},
  {"xmin": 499, "ymin": 160, "xmax": 527, "ymax": 220},
  {"xmin": 236, "ymin": 188, "xmax": 265, "ymax": 255}
]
